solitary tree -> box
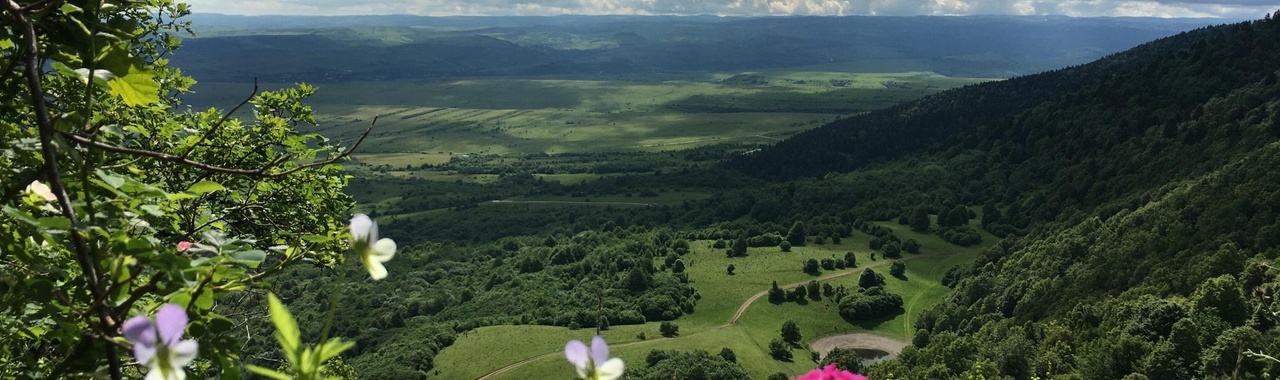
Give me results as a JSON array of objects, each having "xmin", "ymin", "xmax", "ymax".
[
  {"xmin": 660, "ymin": 321, "xmax": 680, "ymax": 337},
  {"xmin": 781, "ymin": 320, "xmax": 802, "ymax": 344},
  {"xmin": 719, "ymin": 347, "xmax": 737, "ymax": 363},
  {"xmin": 727, "ymin": 264, "xmax": 736, "ymax": 275},
  {"xmin": 732, "ymin": 236, "xmax": 749, "ymax": 257},
  {"xmin": 890, "ymin": 260, "xmax": 907, "ymax": 278},
  {"xmin": 780, "ymin": 240, "xmax": 793, "ymax": 252}
]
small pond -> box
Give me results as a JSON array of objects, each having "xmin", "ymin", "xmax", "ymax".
[{"xmin": 852, "ymin": 348, "xmax": 894, "ymax": 366}]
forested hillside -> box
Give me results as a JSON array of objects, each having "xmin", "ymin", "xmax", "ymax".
[
  {"xmin": 259, "ymin": 13, "xmax": 1280, "ymax": 378},
  {"xmin": 730, "ymin": 12, "xmax": 1280, "ymax": 379}
]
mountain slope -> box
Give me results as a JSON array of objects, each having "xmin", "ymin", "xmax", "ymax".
[{"xmin": 727, "ymin": 13, "xmax": 1280, "ymax": 380}]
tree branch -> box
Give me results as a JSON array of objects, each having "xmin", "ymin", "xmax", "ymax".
[
  {"xmin": 179, "ymin": 79, "xmax": 258, "ymax": 159},
  {"xmin": 60, "ymin": 115, "xmax": 375, "ymax": 178},
  {"xmin": 3, "ymin": 1, "xmax": 121, "ymax": 379}
]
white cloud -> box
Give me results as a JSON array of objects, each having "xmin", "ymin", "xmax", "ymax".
[{"xmin": 182, "ymin": 0, "xmax": 1276, "ymax": 18}]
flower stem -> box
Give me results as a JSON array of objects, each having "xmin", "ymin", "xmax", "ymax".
[{"xmin": 319, "ymin": 257, "xmax": 347, "ymax": 344}]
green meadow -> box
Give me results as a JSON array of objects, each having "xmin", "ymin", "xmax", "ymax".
[
  {"xmin": 184, "ymin": 72, "xmax": 987, "ymax": 166},
  {"xmin": 428, "ymin": 221, "xmax": 996, "ymax": 379}
]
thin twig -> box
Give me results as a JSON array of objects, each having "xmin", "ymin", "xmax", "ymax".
[
  {"xmin": 3, "ymin": 1, "xmax": 121, "ymax": 379},
  {"xmin": 60, "ymin": 115, "xmax": 375, "ymax": 178},
  {"xmin": 18, "ymin": 0, "xmax": 61, "ymax": 12},
  {"xmin": 180, "ymin": 79, "xmax": 258, "ymax": 159}
]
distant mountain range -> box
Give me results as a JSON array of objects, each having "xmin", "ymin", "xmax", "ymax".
[{"xmin": 172, "ymin": 14, "xmax": 1222, "ymax": 82}]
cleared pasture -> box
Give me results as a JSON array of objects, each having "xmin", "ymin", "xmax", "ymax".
[{"xmin": 431, "ymin": 220, "xmax": 995, "ymax": 379}]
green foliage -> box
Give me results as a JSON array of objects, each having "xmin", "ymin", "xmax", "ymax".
[
  {"xmin": 787, "ymin": 221, "xmax": 807, "ymax": 246},
  {"xmin": 727, "ymin": 264, "xmax": 735, "ymax": 275},
  {"xmin": 660, "ymin": 321, "xmax": 680, "ymax": 337},
  {"xmin": 890, "ymin": 260, "xmax": 906, "ymax": 278},
  {"xmin": 822, "ymin": 347, "xmax": 867, "ymax": 374},
  {"xmin": 0, "ymin": 2, "xmax": 358, "ymax": 378},
  {"xmin": 246, "ymin": 294, "xmax": 355, "ymax": 380},
  {"xmin": 769, "ymin": 339, "xmax": 793, "ymax": 361},
  {"xmin": 859, "ymin": 269, "xmax": 886, "ymax": 289},
  {"xmin": 780, "ymin": 240, "xmax": 793, "ymax": 252},
  {"xmin": 719, "ymin": 347, "xmax": 737, "ymax": 363},
  {"xmin": 768, "ymin": 281, "xmax": 786, "ymax": 304},
  {"xmin": 838, "ymin": 286, "xmax": 904, "ymax": 321},
  {"xmin": 803, "ymin": 258, "xmax": 821, "ymax": 275},
  {"xmin": 629, "ymin": 349, "xmax": 750, "ymax": 380},
  {"xmin": 781, "ymin": 320, "xmax": 802, "ymax": 344}
]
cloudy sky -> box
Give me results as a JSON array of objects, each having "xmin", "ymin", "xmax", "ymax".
[{"xmin": 184, "ymin": 0, "xmax": 1277, "ymax": 19}]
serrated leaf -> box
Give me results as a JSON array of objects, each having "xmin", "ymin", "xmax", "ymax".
[
  {"xmin": 186, "ymin": 180, "xmax": 226, "ymax": 194},
  {"xmin": 266, "ymin": 293, "xmax": 300, "ymax": 352},
  {"xmin": 107, "ymin": 70, "xmax": 160, "ymax": 106}
]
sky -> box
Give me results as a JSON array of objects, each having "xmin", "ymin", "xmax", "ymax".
[{"xmin": 184, "ymin": 0, "xmax": 1277, "ymax": 19}]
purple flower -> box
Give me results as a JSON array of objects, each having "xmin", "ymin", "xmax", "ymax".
[
  {"xmin": 565, "ymin": 336, "xmax": 624, "ymax": 380},
  {"xmin": 122, "ymin": 304, "xmax": 199, "ymax": 380}
]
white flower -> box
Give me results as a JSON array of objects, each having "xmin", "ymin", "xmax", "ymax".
[
  {"xmin": 25, "ymin": 180, "xmax": 56, "ymax": 202},
  {"xmin": 565, "ymin": 336, "xmax": 624, "ymax": 380},
  {"xmin": 350, "ymin": 214, "xmax": 396, "ymax": 280}
]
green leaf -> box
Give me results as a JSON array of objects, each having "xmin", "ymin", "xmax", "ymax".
[
  {"xmin": 301, "ymin": 234, "xmax": 333, "ymax": 243},
  {"xmin": 267, "ymin": 293, "xmax": 300, "ymax": 352},
  {"xmin": 59, "ymin": 3, "xmax": 82, "ymax": 14},
  {"xmin": 95, "ymin": 170, "xmax": 125, "ymax": 189},
  {"xmin": 245, "ymin": 365, "xmax": 291, "ymax": 380},
  {"xmin": 230, "ymin": 250, "xmax": 266, "ymax": 268},
  {"xmin": 3, "ymin": 206, "xmax": 39, "ymax": 227},
  {"xmin": 168, "ymin": 192, "xmax": 198, "ymax": 201},
  {"xmin": 0, "ymin": 38, "xmax": 14, "ymax": 50},
  {"xmin": 316, "ymin": 339, "xmax": 355, "ymax": 362},
  {"xmin": 37, "ymin": 217, "xmax": 71, "ymax": 230},
  {"xmin": 186, "ymin": 180, "xmax": 226, "ymax": 194},
  {"xmin": 106, "ymin": 67, "xmax": 159, "ymax": 106}
]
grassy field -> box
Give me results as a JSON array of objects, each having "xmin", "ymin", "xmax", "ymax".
[
  {"xmin": 429, "ymin": 220, "xmax": 996, "ymax": 379},
  {"xmin": 183, "ymin": 72, "xmax": 986, "ymax": 165}
]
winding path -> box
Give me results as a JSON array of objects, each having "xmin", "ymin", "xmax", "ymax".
[{"xmin": 476, "ymin": 253, "xmax": 938, "ymax": 380}]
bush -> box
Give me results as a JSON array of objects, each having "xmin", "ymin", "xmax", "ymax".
[
  {"xmin": 780, "ymin": 241, "xmax": 792, "ymax": 252},
  {"xmin": 890, "ymin": 260, "xmax": 906, "ymax": 278},
  {"xmin": 727, "ymin": 264, "xmax": 736, "ymax": 275},
  {"xmin": 859, "ymin": 269, "xmax": 886, "ymax": 288},
  {"xmin": 719, "ymin": 347, "xmax": 737, "ymax": 363},
  {"xmin": 838, "ymin": 287, "xmax": 904, "ymax": 320},
  {"xmin": 821, "ymin": 257, "xmax": 836, "ymax": 270},
  {"xmin": 660, "ymin": 321, "xmax": 680, "ymax": 337},
  {"xmin": 803, "ymin": 259, "xmax": 821, "ymax": 275},
  {"xmin": 769, "ymin": 339, "xmax": 793, "ymax": 361},
  {"xmin": 938, "ymin": 225, "xmax": 982, "ymax": 246},
  {"xmin": 822, "ymin": 348, "xmax": 867, "ymax": 373}
]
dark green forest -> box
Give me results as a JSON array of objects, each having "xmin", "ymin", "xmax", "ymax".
[{"xmin": 239, "ymin": 11, "xmax": 1280, "ymax": 379}]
